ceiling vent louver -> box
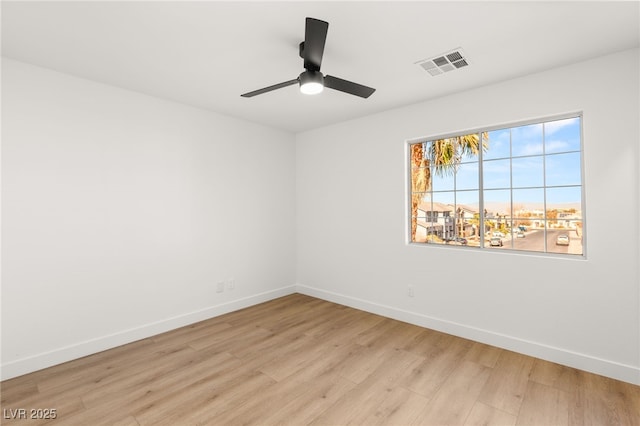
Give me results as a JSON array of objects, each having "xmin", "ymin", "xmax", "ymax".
[{"xmin": 416, "ymin": 48, "xmax": 469, "ymax": 76}]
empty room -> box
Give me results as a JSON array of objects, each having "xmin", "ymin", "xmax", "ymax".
[{"xmin": 1, "ymin": 1, "xmax": 639, "ymax": 425}]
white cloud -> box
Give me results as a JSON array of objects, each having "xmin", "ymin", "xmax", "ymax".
[
  {"xmin": 544, "ymin": 139, "xmax": 570, "ymax": 152},
  {"xmin": 544, "ymin": 117, "xmax": 579, "ymax": 136}
]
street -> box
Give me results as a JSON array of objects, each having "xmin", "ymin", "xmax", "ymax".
[{"xmin": 488, "ymin": 228, "xmax": 582, "ymax": 255}]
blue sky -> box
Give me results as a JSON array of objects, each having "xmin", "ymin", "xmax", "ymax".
[{"xmin": 426, "ymin": 117, "xmax": 582, "ymax": 211}]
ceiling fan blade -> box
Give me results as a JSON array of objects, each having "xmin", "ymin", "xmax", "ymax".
[
  {"xmin": 324, "ymin": 75, "xmax": 376, "ymax": 98},
  {"xmin": 241, "ymin": 79, "xmax": 298, "ymax": 97},
  {"xmin": 303, "ymin": 18, "xmax": 329, "ymax": 72}
]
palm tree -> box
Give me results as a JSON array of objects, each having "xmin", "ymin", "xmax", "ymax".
[{"xmin": 410, "ymin": 133, "xmax": 488, "ymax": 241}]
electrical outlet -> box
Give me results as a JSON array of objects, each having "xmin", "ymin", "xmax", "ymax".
[
  {"xmin": 216, "ymin": 282, "xmax": 225, "ymax": 293},
  {"xmin": 227, "ymin": 279, "xmax": 235, "ymax": 290},
  {"xmin": 407, "ymin": 285, "xmax": 415, "ymax": 297}
]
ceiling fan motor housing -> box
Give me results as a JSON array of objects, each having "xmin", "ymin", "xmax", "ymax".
[
  {"xmin": 299, "ymin": 70, "xmax": 324, "ymax": 94},
  {"xmin": 299, "ymin": 70, "xmax": 324, "ymax": 85}
]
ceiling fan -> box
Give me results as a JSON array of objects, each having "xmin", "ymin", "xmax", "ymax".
[{"xmin": 241, "ymin": 17, "xmax": 376, "ymax": 99}]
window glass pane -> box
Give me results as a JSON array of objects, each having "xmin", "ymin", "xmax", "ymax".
[
  {"xmin": 414, "ymin": 198, "xmax": 431, "ymax": 243},
  {"xmin": 414, "ymin": 199, "xmax": 428, "ymax": 220},
  {"xmin": 411, "ymin": 166, "xmax": 430, "ymax": 192},
  {"xmin": 546, "ymin": 186, "xmax": 582, "ymax": 208},
  {"xmin": 431, "ymin": 167, "xmax": 453, "ymax": 191},
  {"xmin": 409, "ymin": 115, "xmax": 583, "ymax": 257},
  {"xmin": 512, "ymin": 156, "xmax": 543, "ymax": 188},
  {"xmin": 483, "ymin": 189, "xmax": 511, "ymax": 213},
  {"xmin": 432, "ymin": 191, "xmax": 455, "ymax": 206},
  {"xmin": 483, "ymin": 189, "xmax": 511, "ymax": 245},
  {"xmin": 546, "ymin": 223, "xmax": 581, "ymax": 255},
  {"xmin": 417, "ymin": 193, "xmax": 454, "ymax": 244},
  {"xmin": 546, "ymin": 186, "xmax": 583, "ymax": 255},
  {"xmin": 459, "ymin": 145, "xmax": 481, "ymax": 163},
  {"xmin": 458, "ymin": 133, "xmax": 484, "ymax": 162},
  {"xmin": 513, "ymin": 225, "xmax": 545, "ymax": 252},
  {"xmin": 545, "ymin": 117, "xmax": 581, "ymax": 153},
  {"xmin": 512, "ymin": 188, "xmax": 545, "ymax": 216},
  {"xmin": 483, "ymin": 159, "xmax": 510, "ymax": 189},
  {"xmin": 546, "ymin": 152, "xmax": 582, "ymax": 186},
  {"xmin": 512, "ymin": 123, "xmax": 543, "ymax": 157},
  {"xmin": 453, "ymin": 190, "xmax": 480, "ymax": 247},
  {"xmin": 456, "ymin": 190, "xmax": 480, "ymax": 211},
  {"xmin": 500, "ymin": 218, "xmax": 515, "ymax": 247},
  {"xmin": 456, "ymin": 161, "xmax": 479, "ymax": 190},
  {"xmin": 484, "ymin": 129, "xmax": 510, "ymax": 160},
  {"xmin": 484, "ymin": 234, "xmax": 506, "ymax": 249},
  {"xmin": 410, "ymin": 142, "xmax": 430, "ymax": 193},
  {"xmin": 410, "ymin": 142, "xmax": 428, "ymax": 167}
]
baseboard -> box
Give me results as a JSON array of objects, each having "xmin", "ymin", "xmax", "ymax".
[
  {"xmin": 296, "ymin": 284, "xmax": 640, "ymax": 386},
  {"xmin": 1, "ymin": 285, "xmax": 297, "ymax": 381}
]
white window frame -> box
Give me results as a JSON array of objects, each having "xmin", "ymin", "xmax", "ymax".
[{"xmin": 406, "ymin": 112, "xmax": 586, "ymax": 258}]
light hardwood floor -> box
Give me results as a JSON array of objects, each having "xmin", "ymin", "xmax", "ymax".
[{"xmin": 1, "ymin": 294, "xmax": 638, "ymax": 425}]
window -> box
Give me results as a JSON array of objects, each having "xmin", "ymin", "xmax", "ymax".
[{"xmin": 409, "ymin": 114, "xmax": 584, "ymax": 256}]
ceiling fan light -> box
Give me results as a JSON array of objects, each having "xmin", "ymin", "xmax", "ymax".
[
  {"xmin": 299, "ymin": 71, "xmax": 324, "ymax": 95},
  {"xmin": 300, "ymin": 81, "xmax": 324, "ymax": 95}
]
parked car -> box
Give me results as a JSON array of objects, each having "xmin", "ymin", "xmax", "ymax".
[
  {"xmin": 447, "ymin": 236, "xmax": 468, "ymax": 245},
  {"xmin": 489, "ymin": 237, "xmax": 503, "ymax": 247},
  {"xmin": 516, "ymin": 231, "xmax": 525, "ymax": 238},
  {"xmin": 556, "ymin": 234, "xmax": 570, "ymax": 246}
]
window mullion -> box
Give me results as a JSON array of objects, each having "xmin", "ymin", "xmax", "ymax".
[{"xmin": 477, "ymin": 131, "xmax": 485, "ymax": 247}]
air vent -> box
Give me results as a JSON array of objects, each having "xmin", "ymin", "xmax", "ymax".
[{"xmin": 416, "ymin": 48, "xmax": 469, "ymax": 77}]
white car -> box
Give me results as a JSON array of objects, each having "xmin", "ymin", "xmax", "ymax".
[
  {"xmin": 489, "ymin": 237, "xmax": 503, "ymax": 247},
  {"xmin": 556, "ymin": 234, "xmax": 570, "ymax": 246}
]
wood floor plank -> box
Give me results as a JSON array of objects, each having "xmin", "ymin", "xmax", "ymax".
[
  {"xmin": 150, "ymin": 320, "xmax": 233, "ymax": 348},
  {"xmin": 308, "ymin": 347, "xmax": 426, "ymax": 424},
  {"xmin": 200, "ymin": 370, "xmax": 307, "ymax": 425},
  {"xmin": 304, "ymin": 306, "xmax": 385, "ymax": 345},
  {"xmin": 0, "ymin": 377, "xmax": 39, "ymax": 406},
  {"xmin": 37, "ymin": 345, "xmax": 198, "ymax": 402},
  {"xmin": 333, "ymin": 343, "xmax": 393, "ymax": 384},
  {"xmin": 258, "ymin": 334, "xmax": 335, "ymax": 382},
  {"xmin": 577, "ymin": 372, "xmax": 640, "ymax": 426},
  {"xmin": 477, "ymin": 349, "xmax": 535, "ymax": 416},
  {"xmin": 529, "ymin": 358, "xmax": 583, "ymax": 391},
  {"xmin": 402, "ymin": 327, "xmax": 445, "ymax": 357},
  {"xmin": 400, "ymin": 334, "xmax": 473, "ymax": 399},
  {"xmin": 258, "ymin": 373, "xmax": 358, "ymax": 425},
  {"xmin": 80, "ymin": 350, "xmax": 238, "ymax": 408},
  {"xmin": 352, "ymin": 317, "xmax": 398, "ymax": 345},
  {"xmin": 137, "ymin": 369, "xmax": 276, "ymax": 426},
  {"xmin": 414, "ymin": 360, "xmax": 491, "ymax": 425},
  {"xmin": 463, "ymin": 402, "xmax": 517, "ymax": 426},
  {"xmin": 5, "ymin": 338, "xmax": 157, "ymax": 398},
  {"xmin": 112, "ymin": 415, "xmax": 141, "ymax": 426},
  {"xmin": 1, "ymin": 294, "xmax": 638, "ymax": 426},
  {"xmin": 308, "ymin": 379, "xmax": 397, "ymax": 425},
  {"xmin": 516, "ymin": 380, "xmax": 569, "ymax": 425},
  {"xmin": 0, "ymin": 392, "xmax": 86, "ymax": 426},
  {"xmin": 57, "ymin": 352, "xmax": 243, "ymax": 425},
  {"xmin": 186, "ymin": 321, "xmax": 271, "ymax": 351},
  {"xmin": 363, "ymin": 386, "xmax": 430, "ymax": 425},
  {"xmin": 464, "ymin": 341, "xmax": 504, "ymax": 368},
  {"xmin": 364, "ymin": 348, "xmax": 426, "ymax": 386}
]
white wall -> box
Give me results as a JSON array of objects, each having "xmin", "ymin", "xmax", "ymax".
[
  {"xmin": 3, "ymin": 49, "xmax": 639, "ymax": 386},
  {"xmin": 296, "ymin": 48, "xmax": 640, "ymax": 385},
  {"xmin": 1, "ymin": 59, "xmax": 297, "ymax": 379}
]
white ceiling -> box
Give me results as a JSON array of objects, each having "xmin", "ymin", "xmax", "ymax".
[{"xmin": 2, "ymin": 1, "xmax": 639, "ymax": 133}]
